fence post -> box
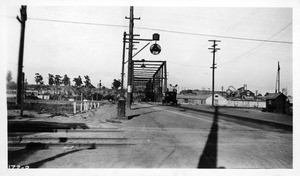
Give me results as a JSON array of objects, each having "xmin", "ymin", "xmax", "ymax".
[
  {"xmin": 73, "ymin": 102, "xmax": 76, "ymax": 114},
  {"xmin": 80, "ymin": 102, "xmax": 83, "ymax": 112}
]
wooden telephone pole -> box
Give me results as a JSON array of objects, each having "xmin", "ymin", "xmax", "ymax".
[
  {"xmin": 16, "ymin": 5, "xmax": 27, "ymax": 116},
  {"xmin": 125, "ymin": 6, "xmax": 140, "ymax": 109},
  {"xmin": 208, "ymin": 40, "xmax": 221, "ymax": 106},
  {"xmin": 275, "ymin": 61, "xmax": 280, "ymax": 93}
]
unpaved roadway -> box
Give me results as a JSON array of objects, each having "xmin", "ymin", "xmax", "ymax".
[{"xmin": 8, "ymin": 102, "xmax": 292, "ymax": 168}]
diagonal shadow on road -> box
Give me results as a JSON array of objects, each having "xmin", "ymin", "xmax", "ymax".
[
  {"xmin": 128, "ymin": 110, "xmax": 165, "ymax": 120},
  {"xmin": 197, "ymin": 106, "xmax": 224, "ymax": 168},
  {"xmin": 131, "ymin": 104, "xmax": 160, "ymax": 110},
  {"xmin": 20, "ymin": 149, "xmax": 84, "ymax": 168}
]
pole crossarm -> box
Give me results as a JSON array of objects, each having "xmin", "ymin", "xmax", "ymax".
[{"xmin": 126, "ymin": 38, "xmax": 153, "ymax": 41}]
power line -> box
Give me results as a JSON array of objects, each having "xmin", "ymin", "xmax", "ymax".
[
  {"xmin": 26, "ymin": 17, "xmax": 292, "ymax": 44},
  {"xmin": 28, "ymin": 17, "xmax": 128, "ymax": 28},
  {"xmin": 218, "ymin": 22, "xmax": 292, "ymax": 67},
  {"xmin": 137, "ymin": 27, "xmax": 292, "ymax": 44}
]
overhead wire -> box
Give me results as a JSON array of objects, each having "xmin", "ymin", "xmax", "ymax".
[
  {"xmin": 170, "ymin": 9, "xmax": 263, "ymax": 70},
  {"xmin": 28, "ymin": 17, "xmax": 128, "ymax": 28},
  {"xmin": 25, "ymin": 17, "xmax": 292, "ymax": 45},
  {"xmin": 136, "ymin": 27, "xmax": 292, "ymax": 44},
  {"xmin": 218, "ymin": 22, "xmax": 292, "ymax": 67}
]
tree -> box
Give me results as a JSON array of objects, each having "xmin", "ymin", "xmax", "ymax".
[
  {"xmin": 84, "ymin": 75, "xmax": 91, "ymax": 87},
  {"xmin": 98, "ymin": 79, "xmax": 102, "ymax": 88},
  {"xmin": 7, "ymin": 82, "xmax": 17, "ymax": 89},
  {"xmin": 6, "ymin": 71, "xmax": 16, "ymax": 89},
  {"xmin": 54, "ymin": 75, "xmax": 62, "ymax": 86},
  {"xmin": 35, "ymin": 73, "xmax": 43, "ymax": 85},
  {"xmin": 73, "ymin": 76, "xmax": 83, "ymax": 87},
  {"xmin": 112, "ymin": 79, "xmax": 121, "ymax": 89},
  {"xmin": 48, "ymin": 74, "xmax": 55, "ymax": 85},
  {"xmin": 6, "ymin": 71, "xmax": 12, "ymax": 83},
  {"xmin": 62, "ymin": 74, "xmax": 70, "ymax": 86}
]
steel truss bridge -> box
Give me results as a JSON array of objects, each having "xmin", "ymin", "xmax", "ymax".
[{"xmin": 132, "ymin": 60, "xmax": 167, "ymax": 102}]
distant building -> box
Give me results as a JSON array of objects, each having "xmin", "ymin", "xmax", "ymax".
[
  {"xmin": 25, "ymin": 89, "xmax": 38, "ymax": 96},
  {"xmin": 177, "ymin": 94, "xmax": 211, "ymax": 105},
  {"xmin": 264, "ymin": 93, "xmax": 288, "ymax": 114},
  {"xmin": 6, "ymin": 89, "xmax": 17, "ymax": 98},
  {"xmin": 179, "ymin": 89, "xmax": 225, "ymax": 96},
  {"xmin": 236, "ymin": 86, "xmax": 255, "ymax": 100},
  {"xmin": 177, "ymin": 93, "xmax": 227, "ymax": 106}
]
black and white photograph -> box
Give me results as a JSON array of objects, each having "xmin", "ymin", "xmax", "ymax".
[{"xmin": 1, "ymin": 0, "xmax": 299, "ymax": 175}]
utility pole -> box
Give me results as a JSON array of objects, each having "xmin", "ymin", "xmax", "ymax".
[
  {"xmin": 275, "ymin": 61, "xmax": 280, "ymax": 93},
  {"xmin": 117, "ymin": 32, "xmax": 127, "ymax": 118},
  {"xmin": 121, "ymin": 31, "xmax": 126, "ymax": 96},
  {"xmin": 16, "ymin": 5, "xmax": 27, "ymax": 115},
  {"xmin": 125, "ymin": 6, "xmax": 140, "ymax": 109},
  {"xmin": 208, "ymin": 40, "xmax": 221, "ymax": 106}
]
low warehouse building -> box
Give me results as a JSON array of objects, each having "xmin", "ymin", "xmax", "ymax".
[{"xmin": 265, "ymin": 93, "xmax": 288, "ymax": 114}]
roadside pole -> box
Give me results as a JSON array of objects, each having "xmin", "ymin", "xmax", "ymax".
[
  {"xmin": 208, "ymin": 40, "xmax": 221, "ymax": 107},
  {"xmin": 16, "ymin": 5, "xmax": 27, "ymax": 116},
  {"xmin": 126, "ymin": 6, "xmax": 134, "ymax": 109},
  {"xmin": 123, "ymin": 6, "xmax": 160, "ymax": 110},
  {"xmin": 121, "ymin": 32, "xmax": 126, "ymax": 97},
  {"xmin": 117, "ymin": 31, "xmax": 127, "ymax": 118}
]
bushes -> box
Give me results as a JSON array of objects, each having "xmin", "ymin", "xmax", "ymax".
[{"xmin": 24, "ymin": 102, "xmax": 73, "ymax": 115}]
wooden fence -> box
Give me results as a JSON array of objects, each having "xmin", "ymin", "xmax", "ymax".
[{"xmin": 73, "ymin": 101, "xmax": 101, "ymax": 114}]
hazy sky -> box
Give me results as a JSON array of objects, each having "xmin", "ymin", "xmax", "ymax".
[{"xmin": 6, "ymin": 6, "xmax": 293, "ymax": 95}]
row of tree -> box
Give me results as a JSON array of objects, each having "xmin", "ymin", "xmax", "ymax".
[
  {"xmin": 34, "ymin": 73, "xmax": 94, "ymax": 88},
  {"xmin": 6, "ymin": 71, "xmax": 121, "ymax": 90},
  {"xmin": 34, "ymin": 73, "xmax": 121, "ymax": 89}
]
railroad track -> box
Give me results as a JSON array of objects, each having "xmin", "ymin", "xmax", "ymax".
[{"xmin": 8, "ymin": 128, "xmax": 134, "ymax": 150}]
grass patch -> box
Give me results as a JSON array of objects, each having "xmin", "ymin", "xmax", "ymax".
[{"xmin": 24, "ymin": 102, "xmax": 73, "ymax": 116}]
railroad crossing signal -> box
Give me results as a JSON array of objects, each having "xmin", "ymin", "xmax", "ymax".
[{"xmin": 150, "ymin": 43, "xmax": 161, "ymax": 55}]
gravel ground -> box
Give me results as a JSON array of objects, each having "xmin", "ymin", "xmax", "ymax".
[
  {"xmin": 7, "ymin": 102, "xmax": 293, "ymax": 169},
  {"xmin": 7, "ymin": 102, "xmax": 120, "ymax": 128}
]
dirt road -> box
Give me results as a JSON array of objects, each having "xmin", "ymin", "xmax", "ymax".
[{"xmin": 8, "ymin": 102, "xmax": 292, "ymax": 168}]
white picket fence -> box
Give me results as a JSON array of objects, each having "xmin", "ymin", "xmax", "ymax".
[{"xmin": 72, "ymin": 101, "xmax": 101, "ymax": 114}]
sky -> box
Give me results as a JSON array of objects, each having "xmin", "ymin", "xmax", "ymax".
[{"xmin": 5, "ymin": 5, "xmax": 293, "ymax": 95}]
